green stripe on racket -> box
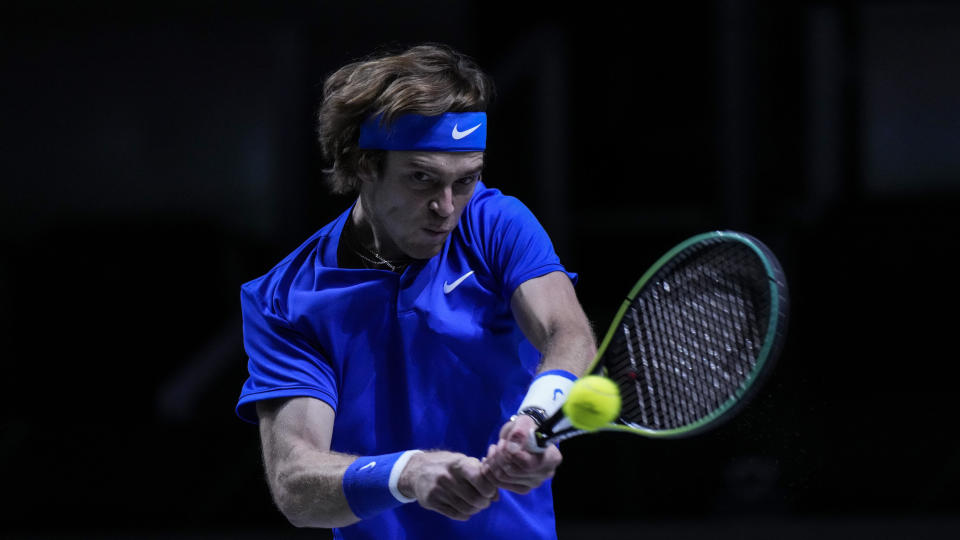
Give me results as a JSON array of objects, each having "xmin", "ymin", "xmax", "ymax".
[{"xmin": 528, "ymin": 230, "xmax": 789, "ymax": 451}]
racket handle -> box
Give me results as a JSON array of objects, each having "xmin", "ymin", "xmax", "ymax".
[
  {"xmin": 525, "ymin": 411, "xmax": 571, "ymax": 453},
  {"xmin": 526, "ymin": 429, "xmax": 547, "ymax": 453}
]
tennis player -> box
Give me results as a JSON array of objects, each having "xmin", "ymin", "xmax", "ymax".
[{"xmin": 235, "ymin": 43, "xmax": 596, "ymax": 539}]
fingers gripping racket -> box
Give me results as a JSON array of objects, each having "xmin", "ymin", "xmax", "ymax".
[{"xmin": 528, "ymin": 230, "xmax": 790, "ymax": 451}]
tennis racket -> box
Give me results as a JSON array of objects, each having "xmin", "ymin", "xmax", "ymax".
[{"xmin": 528, "ymin": 230, "xmax": 789, "ymax": 451}]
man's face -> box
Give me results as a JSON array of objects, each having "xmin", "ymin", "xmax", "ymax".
[{"xmin": 362, "ymin": 150, "xmax": 484, "ymax": 260}]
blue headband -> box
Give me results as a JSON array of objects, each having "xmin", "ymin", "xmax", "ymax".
[{"xmin": 358, "ymin": 112, "xmax": 487, "ymax": 151}]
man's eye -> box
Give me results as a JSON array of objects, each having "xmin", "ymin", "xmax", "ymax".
[
  {"xmin": 457, "ymin": 174, "xmax": 479, "ymax": 185},
  {"xmin": 410, "ymin": 172, "xmax": 432, "ymax": 184}
]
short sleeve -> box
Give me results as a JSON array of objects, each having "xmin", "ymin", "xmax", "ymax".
[
  {"xmin": 471, "ymin": 189, "xmax": 577, "ymax": 299},
  {"xmin": 235, "ymin": 280, "xmax": 339, "ymax": 424}
]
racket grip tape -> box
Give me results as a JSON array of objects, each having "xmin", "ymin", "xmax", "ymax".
[
  {"xmin": 525, "ymin": 408, "xmax": 569, "ymax": 453},
  {"xmin": 526, "ymin": 429, "xmax": 547, "ymax": 453}
]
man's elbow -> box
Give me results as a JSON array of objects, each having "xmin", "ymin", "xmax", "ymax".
[
  {"xmin": 284, "ymin": 512, "xmax": 343, "ymax": 529},
  {"xmin": 282, "ymin": 510, "xmax": 313, "ymax": 529},
  {"xmin": 275, "ymin": 494, "xmax": 345, "ymax": 529},
  {"xmin": 278, "ymin": 499, "xmax": 318, "ymax": 529},
  {"xmin": 272, "ymin": 476, "xmax": 357, "ymax": 529}
]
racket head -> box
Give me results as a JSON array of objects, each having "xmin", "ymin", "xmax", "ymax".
[
  {"xmin": 532, "ymin": 231, "xmax": 789, "ymax": 448},
  {"xmin": 589, "ymin": 230, "xmax": 789, "ymax": 439}
]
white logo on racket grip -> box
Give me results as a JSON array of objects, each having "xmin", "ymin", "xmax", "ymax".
[
  {"xmin": 443, "ymin": 270, "xmax": 475, "ymax": 294},
  {"xmin": 359, "ymin": 462, "xmax": 376, "ymax": 471},
  {"xmin": 452, "ymin": 123, "xmax": 482, "ymax": 139}
]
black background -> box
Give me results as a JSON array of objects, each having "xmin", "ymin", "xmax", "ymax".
[{"xmin": 2, "ymin": 1, "xmax": 959, "ymax": 538}]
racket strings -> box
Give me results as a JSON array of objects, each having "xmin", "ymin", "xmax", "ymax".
[{"xmin": 608, "ymin": 241, "xmax": 771, "ymax": 431}]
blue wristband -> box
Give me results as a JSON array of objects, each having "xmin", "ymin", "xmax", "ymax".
[{"xmin": 342, "ymin": 450, "xmax": 420, "ymax": 519}]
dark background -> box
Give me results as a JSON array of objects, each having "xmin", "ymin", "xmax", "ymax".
[{"xmin": 2, "ymin": 1, "xmax": 959, "ymax": 538}]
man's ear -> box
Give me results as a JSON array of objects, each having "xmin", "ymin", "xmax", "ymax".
[
  {"xmin": 357, "ymin": 166, "xmax": 375, "ymax": 183},
  {"xmin": 356, "ymin": 154, "xmax": 380, "ymax": 183}
]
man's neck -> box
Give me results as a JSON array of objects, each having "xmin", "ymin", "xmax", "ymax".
[{"xmin": 349, "ymin": 196, "xmax": 411, "ymax": 268}]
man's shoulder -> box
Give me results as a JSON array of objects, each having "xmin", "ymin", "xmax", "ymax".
[
  {"xmin": 468, "ymin": 181, "xmax": 526, "ymax": 212},
  {"xmin": 462, "ymin": 182, "xmax": 541, "ymax": 242},
  {"xmin": 241, "ymin": 207, "xmax": 351, "ymax": 299}
]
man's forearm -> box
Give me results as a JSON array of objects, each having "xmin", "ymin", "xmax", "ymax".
[
  {"xmin": 257, "ymin": 399, "xmax": 360, "ymax": 528},
  {"xmin": 266, "ymin": 445, "xmax": 359, "ymax": 528},
  {"xmin": 510, "ymin": 271, "xmax": 598, "ymax": 379},
  {"xmin": 268, "ymin": 446, "xmax": 496, "ymax": 526},
  {"xmin": 535, "ymin": 323, "xmax": 596, "ymax": 377},
  {"xmin": 257, "ymin": 392, "xmax": 498, "ymax": 528}
]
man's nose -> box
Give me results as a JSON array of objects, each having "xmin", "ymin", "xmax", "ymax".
[{"xmin": 430, "ymin": 187, "xmax": 455, "ymax": 217}]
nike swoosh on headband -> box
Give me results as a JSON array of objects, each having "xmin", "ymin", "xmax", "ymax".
[{"xmin": 451, "ymin": 123, "xmax": 482, "ymax": 140}]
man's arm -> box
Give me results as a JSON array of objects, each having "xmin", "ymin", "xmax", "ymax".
[
  {"xmin": 257, "ymin": 397, "xmax": 357, "ymax": 528},
  {"xmin": 257, "ymin": 397, "xmax": 498, "ymax": 527},
  {"xmin": 510, "ymin": 270, "xmax": 596, "ymax": 376},
  {"xmin": 482, "ymin": 270, "xmax": 597, "ymax": 492}
]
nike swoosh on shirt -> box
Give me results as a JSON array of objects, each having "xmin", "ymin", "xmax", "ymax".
[
  {"xmin": 443, "ymin": 270, "xmax": 475, "ymax": 294},
  {"xmin": 451, "ymin": 123, "xmax": 482, "ymax": 140},
  {"xmin": 359, "ymin": 462, "xmax": 376, "ymax": 471}
]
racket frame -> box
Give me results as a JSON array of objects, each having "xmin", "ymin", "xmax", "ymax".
[{"xmin": 533, "ymin": 230, "xmax": 788, "ymax": 447}]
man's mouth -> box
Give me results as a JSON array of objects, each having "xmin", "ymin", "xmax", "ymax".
[{"xmin": 423, "ymin": 227, "xmax": 452, "ymax": 237}]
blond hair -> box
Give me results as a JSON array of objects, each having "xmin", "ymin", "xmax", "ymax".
[{"xmin": 317, "ymin": 43, "xmax": 494, "ymax": 194}]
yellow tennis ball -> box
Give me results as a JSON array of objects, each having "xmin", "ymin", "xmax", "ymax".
[{"xmin": 562, "ymin": 375, "xmax": 622, "ymax": 431}]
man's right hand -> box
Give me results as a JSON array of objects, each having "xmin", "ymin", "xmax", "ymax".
[{"xmin": 397, "ymin": 450, "xmax": 499, "ymax": 521}]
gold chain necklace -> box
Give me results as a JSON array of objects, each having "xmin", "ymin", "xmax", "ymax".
[
  {"xmin": 354, "ymin": 246, "xmax": 406, "ymax": 273},
  {"xmin": 343, "ymin": 219, "xmax": 409, "ymax": 273}
]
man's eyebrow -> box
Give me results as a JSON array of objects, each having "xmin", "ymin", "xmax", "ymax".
[
  {"xmin": 405, "ymin": 159, "xmax": 485, "ymax": 176},
  {"xmin": 458, "ymin": 164, "xmax": 485, "ymax": 176}
]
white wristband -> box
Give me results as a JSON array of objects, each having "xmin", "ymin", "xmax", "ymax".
[
  {"xmin": 517, "ymin": 369, "xmax": 578, "ymax": 418},
  {"xmin": 388, "ymin": 450, "xmax": 422, "ymax": 503}
]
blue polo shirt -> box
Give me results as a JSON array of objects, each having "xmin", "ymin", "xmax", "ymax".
[{"xmin": 236, "ymin": 182, "xmax": 576, "ymax": 540}]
